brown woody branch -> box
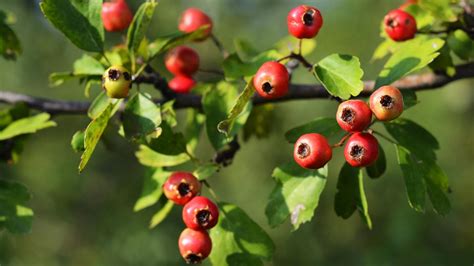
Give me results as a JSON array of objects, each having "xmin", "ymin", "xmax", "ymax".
[{"xmin": 0, "ymin": 62, "xmax": 473, "ymax": 115}]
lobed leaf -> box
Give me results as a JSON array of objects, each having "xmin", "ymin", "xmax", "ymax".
[
  {"xmin": 134, "ymin": 168, "xmax": 172, "ymax": 212},
  {"xmin": 149, "ymin": 200, "xmax": 174, "ymax": 228},
  {"xmin": 122, "ymin": 92, "xmax": 161, "ymax": 140},
  {"xmin": 366, "ymin": 144, "xmax": 387, "ymax": 179},
  {"xmin": 0, "ymin": 179, "xmax": 33, "ymax": 234},
  {"xmin": 313, "ymin": 53, "xmax": 364, "ymax": 99},
  {"xmin": 265, "ymin": 162, "xmax": 327, "ymax": 230},
  {"xmin": 126, "ymin": 0, "xmax": 158, "ymax": 59},
  {"xmin": 135, "ymin": 145, "xmax": 190, "ymax": 168},
  {"xmin": 0, "ymin": 113, "xmax": 56, "ymax": 141}
]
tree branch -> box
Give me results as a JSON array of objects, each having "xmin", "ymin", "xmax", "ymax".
[{"xmin": 1, "ymin": 63, "xmax": 473, "ymax": 115}]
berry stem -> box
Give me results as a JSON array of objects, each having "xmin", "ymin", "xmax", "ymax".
[
  {"xmin": 297, "ymin": 39, "xmax": 303, "ymax": 55},
  {"xmin": 332, "ymin": 133, "xmax": 351, "ymax": 148},
  {"xmin": 202, "ymin": 180, "xmax": 220, "ymax": 201},
  {"xmin": 101, "ymin": 52, "xmax": 112, "ymax": 66},
  {"xmin": 277, "ymin": 53, "xmax": 313, "ymax": 70},
  {"xmin": 210, "ymin": 34, "xmax": 230, "ymax": 58}
]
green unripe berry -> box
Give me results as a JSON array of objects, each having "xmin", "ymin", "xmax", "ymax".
[{"xmin": 102, "ymin": 66, "xmax": 132, "ymax": 99}]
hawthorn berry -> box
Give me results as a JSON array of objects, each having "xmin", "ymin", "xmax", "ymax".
[
  {"xmin": 178, "ymin": 228, "xmax": 212, "ymax": 264},
  {"xmin": 182, "ymin": 196, "xmax": 219, "ymax": 230},
  {"xmin": 294, "ymin": 133, "xmax": 332, "ymax": 169},
  {"xmin": 179, "ymin": 8, "xmax": 213, "ymax": 41},
  {"xmin": 384, "ymin": 9, "xmax": 417, "ymax": 42},
  {"xmin": 344, "ymin": 132, "xmax": 379, "ymax": 167},
  {"xmin": 102, "ymin": 65, "xmax": 132, "ymax": 99},
  {"xmin": 287, "ymin": 5, "xmax": 323, "ymax": 39},
  {"xmin": 168, "ymin": 75, "xmax": 196, "ymax": 94},
  {"xmin": 369, "ymin": 85, "xmax": 404, "ymax": 121},
  {"xmin": 165, "ymin": 46, "xmax": 200, "ymax": 76},
  {"xmin": 253, "ymin": 62, "xmax": 289, "ymax": 99},
  {"xmin": 163, "ymin": 172, "xmax": 201, "ymax": 205},
  {"xmin": 336, "ymin": 100, "xmax": 372, "ymax": 132},
  {"xmin": 101, "ymin": 0, "xmax": 133, "ymax": 32}
]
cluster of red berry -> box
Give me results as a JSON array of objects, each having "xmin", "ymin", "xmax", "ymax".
[
  {"xmin": 162, "ymin": 172, "xmax": 219, "ymax": 264},
  {"xmin": 165, "ymin": 8, "xmax": 213, "ymax": 94},
  {"xmin": 294, "ymin": 86, "xmax": 404, "ymax": 170}
]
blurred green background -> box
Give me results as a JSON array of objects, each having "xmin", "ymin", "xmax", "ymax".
[{"xmin": 1, "ymin": 0, "xmax": 473, "ymax": 265}]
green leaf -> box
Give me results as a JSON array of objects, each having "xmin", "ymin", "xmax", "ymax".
[
  {"xmin": 148, "ymin": 122, "xmax": 187, "ymax": 155},
  {"xmin": 71, "ymin": 130, "xmax": 85, "ymax": 152},
  {"xmin": 401, "ymin": 90, "xmax": 419, "ymax": 110},
  {"xmin": 203, "ymin": 82, "xmax": 239, "ymax": 150},
  {"xmin": 223, "ymin": 50, "xmax": 282, "ymax": 79},
  {"xmin": 73, "ymin": 54, "xmax": 105, "ymax": 75},
  {"xmin": 0, "ymin": 113, "xmax": 56, "ymax": 141},
  {"xmin": 71, "ymin": 0, "xmax": 104, "ymax": 41},
  {"xmin": 210, "ymin": 203, "xmax": 274, "ymax": 266},
  {"xmin": 313, "ymin": 54, "xmax": 364, "ymax": 99},
  {"xmin": 193, "ymin": 163, "xmax": 219, "ymax": 180},
  {"xmin": 429, "ymin": 42, "xmax": 455, "ymax": 76},
  {"xmin": 217, "ymin": 79, "xmax": 254, "ymax": 137},
  {"xmin": 447, "ymin": 29, "xmax": 473, "ymax": 60},
  {"xmin": 40, "ymin": 0, "xmax": 104, "ymax": 52},
  {"xmin": 265, "ymin": 162, "xmax": 327, "ymax": 230},
  {"xmin": 396, "ymin": 145, "xmax": 427, "ymax": 212},
  {"xmin": 234, "ymin": 38, "xmax": 259, "ymax": 60},
  {"xmin": 149, "ymin": 200, "xmax": 174, "ymax": 228},
  {"xmin": 147, "ymin": 26, "xmax": 210, "ymax": 59},
  {"xmin": 284, "ymin": 117, "xmax": 341, "ymax": 143},
  {"xmin": 134, "ymin": 168, "xmax": 171, "ymax": 212},
  {"xmin": 88, "ymin": 91, "xmax": 119, "ymax": 119},
  {"xmin": 79, "ymin": 102, "xmax": 115, "ymax": 172},
  {"xmin": 366, "ymin": 144, "xmax": 386, "ymax": 179},
  {"xmin": 127, "ymin": 1, "xmax": 157, "ymax": 57},
  {"xmin": 371, "ymin": 39, "xmax": 393, "ymax": 62},
  {"xmin": 404, "ymin": 4, "xmax": 436, "ymax": 30},
  {"xmin": 334, "ymin": 163, "xmax": 372, "ymax": 229},
  {"xmin": 123, "ymin": 92, "xmax": 161, "ymax": 140},
  {"xmin": 424, "ymin": 161, "xmax": 450, "ymax": 215},
  {"xmin": 384, "ymin": 118, "xmax": 439, "ymax": 160},
  {"xmin": 243, "ymin": 104, "xmax": 275, "ymax": 141},
  {"xmin": 419, "ymin": 0, "xmax": 457, "ymax": 22},
  {"xmin": 135, "ymin": 145, "xmax": 190, "ymax": 168},
  {"xmin": 0, "ymin": 13, "xmax": 21, "ymax": 60},
  {"xmin": 0, "ymin": 179, "xmax": 33, "ymax": 234},
  {"xmin": 161, "ymin": 100, "xmax": 177, "ymax": 128},
  {"xmin": 375, "ymin": 37, "xmax": 444, "ymax": 88},
  {"xmin": 184, "ymin": 109, "xmax": 205, "ymax": 154},
  {"xmin": 274, "ymin": 35, "xmax": 317, "ymax": 57}
]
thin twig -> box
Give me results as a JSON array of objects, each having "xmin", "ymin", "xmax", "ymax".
[{"xmin": 210, "ymin": 34, "xmax": 230, "ymax": 58}]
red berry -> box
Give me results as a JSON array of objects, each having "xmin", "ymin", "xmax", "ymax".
[
  {"xmin": 294, "ymin": 133, "xmax": 332, "ymax": 169},
  {"xmin": 369, "ymin": 85, "xmax": 404, "ymax": 121},
  {"xmin": 336, "ymin": 100, "xmax": 372, "ymax": 132},
  {"xmin": 178, "ymin": 228, "xmax": 212, "ymax": 264},
  {"xmin": 182, "ymin": 196, "xmax": 219, "ymax": 230},
  {"xmin": 101, "ymin": 0, "xmax": 133, "ymax": 32},
  {"xmin": 165, "ymin": 46, "xmax": 200, "ymax": 76},
  {"xmin": 344, "ymin": 133, "xmax": 379, "ymax": 167},
  {"xmin": 253, "ymin": 62, "xmax": 289, "ymax": 99},
  {"xmin": 178, "ymin": 8, "xmax": 213, "ymax": 41},
  {"xmin": 287, "ymin": 5, "xmax": 323, "ymax": 39},
  {"xmin": 168, "ymin": 75, "xmax": 196, "ymax": 94},
  {"xmin": 163, "ymin": 172, "xmax": 201, "ymax": 205},
  {"xmin": 384, "ymin": 9, "xmax": 417, "ymax": 42}
]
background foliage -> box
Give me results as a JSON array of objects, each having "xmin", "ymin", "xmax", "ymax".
[{"xmin": 0, "ymin": 0, "xmax": 473, "ymax": 265}]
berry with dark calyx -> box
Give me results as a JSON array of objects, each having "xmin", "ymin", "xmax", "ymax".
[
  {"xmin": 336, "ymin": 100, "xmax": 372, "ymax": 132},
  {"xmin": 168, "ymin": 75, "xmax": 196, "ymax": 94},
  {"xmin": 178, "ymin": 228, "xmax": 212, "ymax": 264},
  {"xmin": 294, "ymin": 133, "xmax": 332, "ymax": 169},
  {"xmin": 253, "ymin": 62, "xmax": 289, "ymax": 99},
  {"xmin": 344, "ymin": 132, "xmax": 379, "ymax": 167},
  {"xmin": 165, "ymin": 46, "xmax": 200, "ymax": 76},
  {"xmin": 182, "ymin": 196, "xmax": 219, "ymax": 230},
  {"xmin": 101, "ymin": 0, "xmax": 133, "ymax": 32},
  {"xmin": 163, "ymin": 172, "xmax": 201, "ymax": 205},
  {"xmin": 102, "ymin": 65, "xmax": 132, "ymax": 99},
  {"xmin": 287, "ymin": 5, "xmax": 323, "ymax": 39},
  {"xmin": 370, "ymin": 85, "xmax": 404, "ymax": 121},
  {"xmin": 179, "ymin": 8, "xmax": 213, "ymax": 41},
  {"xmin": 384, "ymin": 9, "xmax": 417, "ymax": 42}
]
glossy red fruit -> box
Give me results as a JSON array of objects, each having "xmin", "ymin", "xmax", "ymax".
[
  {"xmin": 163, "ymin": 172, "xmax": 201, "ymax": 205},
  {"xmin": 336, "ymin": 100, "xmax": 372, "ymax": 132},
  {"xmin": 384, "ymin": 9, "xmax": 417, "ymax": 42},
  {"xmin": 253, "ymin": 62, "xmax": 289, "ymax": 99},
  {"xmin": 369, "ymin": 85, "xmax": 404, "ymax": 121},
  {"xmin": 344, "ymin": 133, "xmax": 379, "ymax": 167},
  {"xmin": 179, "ymin": 8, "xmax": 213, "ymax": 41},
  {"xmin": 178, "ymin": 228, "xmax": 212, "ymax": 264},
  {"xmin": 294, "ymin": 133, "xmax": 332, "ymax": 169},
  {"xmin": 168, "ymin": 75, "xmax": 196, "ymax": 94},
  {"xmin": 101, "ymin": 0, "xmax": 133, "ymax": 32},
  {"xmin": 165, "ymin": 46, "xmax": 200, "ymax": 76},
  {"xmin": 287, "ymin": 5, "xmax": 323, "ymax": 39},
  {"xmin": 182, "ymin": 196, "xmax": 219, "ymax": 230}
]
